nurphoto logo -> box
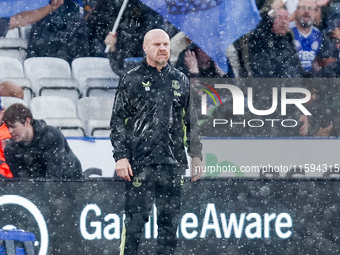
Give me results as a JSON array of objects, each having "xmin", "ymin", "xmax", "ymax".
[
  {"xmin": 197, "ymin": 79, "xmax": 312, "ymax": 130},
  {"xmin": 201, "ymin": 84, "xmax": 311, "ymax": 116}
]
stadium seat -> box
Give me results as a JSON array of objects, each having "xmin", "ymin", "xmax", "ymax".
[
  {"xmin": 0, "ymin": 38, "xmax": 27, "ymax": 61},
  {"xmin": 37, "ymin": 78, "xmax": 82, "ymax": 103},
  {"xmin": 0, "ymin": 56, "xmax": 24, "ymax": 78},
  {"xmin": 18, "ymin": 25, "xmax": 32, "ymax": 39},
  {"xmin": 0, "ymin": 77, "xmax": 34, "ymax": 105},
  {"xmin": 84, "ymin": 77, "xmax": 119, "ymax": 97},
  {"xmin": 83, "ymin": 167, "xmax": 103, "ymax": 179},
  {"xmin": 1, "ymin": 97, "xmax": 27, "ymax": 109},
  {"xmin": 24, "ymin": 57, "xmax": 72, "ymax": 95},
  {"xmin": 285, "ymin": 167, "xmax": 306, "ymax": 178},
  {"xmin": 286, "ymin": 167, "xmax": 326, "ymax": 178},
  {"xmin": 30, "ymin": 96, "xmax": 85, "ymax": 137},
  {"xmin": 322, "ymin": 168, "xmax": 340, "ymax": 178},
  {"xmin": 76, "ymin": 97, "xmax": 114, "ymax": 137},
  {"xmin": 5, "ymin": 28, "xmax": 20, "ymax": 38},
  {"xmin": 259, "ymin": 167, "xmax": 280, "ymax": 178},
  {"xmin": 71, "ymin": 57, "xmax": 119, "ymax": 95}
]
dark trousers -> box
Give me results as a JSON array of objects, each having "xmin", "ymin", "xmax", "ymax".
[{"xmin": 120, "ymin": 165, "xmax": 183, "ymax": 255}]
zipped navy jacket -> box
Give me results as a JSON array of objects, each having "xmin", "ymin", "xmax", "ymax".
[{"xmin": 110, "ymin": 59, "xmax": 202, "ymax": 167}]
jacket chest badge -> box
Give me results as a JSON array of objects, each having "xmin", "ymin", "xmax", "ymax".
[
  {"xmin": 142, "ymin": 81, "xmax": 151, "ymax": 91},
  {"xmin": 132, "ymin": 176, "xmax": 142, "ymax": 187},
  {"xmin": 172, "ymin": 80, "xmax": 180, "ymax": 90},
  {"xmin": 174, "ymin": 91, "xmax": 181, "ymax": 97},
  {"xmin": 268, "ymin": 41, "xmax": 274, "ymax": 48}
]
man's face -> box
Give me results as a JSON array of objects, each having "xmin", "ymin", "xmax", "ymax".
[
  {"xmin": 7, "ymin": 119, "xmax": 30, "ymax": 143},
  {"xmin": 296, "ymin": 0, "xmax": 318, "ymax": 28},
  {"xmin": 143, "ymin": 30, "xmax": 170, "ymax": 69},
  {"xmin": 271, "ymin": 9, "xmax": 290, "ymax": 36}
]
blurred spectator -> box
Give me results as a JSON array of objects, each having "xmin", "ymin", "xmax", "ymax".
[
  {"xmin": 290, "ymin": 0, "xmax": 322, "ymax": 73},
  {"xmin": 104, "ymin": 0, "xmax": 164, "ymax": 76},
  {"xmin": 27, "ymin": 0, "xmax": 90, "ymax": 63},
  {"xmin": 170, "ymin": 32, "xmax": 191, "ymax": 65},
  {"xmin": 84, "ymin": 0, "xmax": 117, "ymax": 57},
  {"xmin": 0, "ymin": 0, "xmax": 64, "ymax": 37},
  {"xmin": 86, "ymin": 0, "xmax": 176, "ymax": 58},
  {"xmin": 314, "ymin": 0, "xmax": 332, "ymax": 31},
  {"xmin": 3, "ymin": 104, "xmax": 83, "ymax": 179},
  {"xmin": 288, "ymin": 0, "xmax": 331, "ymax": 28},
  {"xmin": 175, "ymin": 43, "xmax": 227, "ymax": 79},
  {"xmin": 244, "ymin": 7, "xmax": 309, "ymax": 136},
  {"xmin": 258, "ymin": 0, "xmax": 296, "ymax": 20},
  {"xmin": 314, "ymin": 2, "xmax": 340, "ymax": 73},
  {"xmin": 235, "ymin": 0, "xmax": 298, "ymax": 78},
  {"xmin": 312, "ymin": 1, "xmax": 340, "ymax": 136},
  {"xmin": 258, "ymin": 0, "xmax": 330, "ymax": 26},
  {"xmin": 248, "ymin": 8, "xmax": 305, "ymax": 77}
]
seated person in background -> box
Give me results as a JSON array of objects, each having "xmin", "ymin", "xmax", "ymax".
[
  {"xmin": 0, "ymin": 81, "xmax": 24, "ymax": 99},
  {"xmin": 104, "ymin": 0, "xmax": 164, "ymax": 76},
  {"xmin": 248, "ymin": 7, "xmax": 305, "ymax": 78},
  {"xmin": 3, "ymin": 104, "xmax": 83, "ymax": 179},
  {"xmin": 0, "ymin": 0, "xmax": 64, "ymax": 37}
]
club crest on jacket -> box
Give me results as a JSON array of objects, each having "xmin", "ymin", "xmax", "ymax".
[{"xmin": 142, "ymin": 81, "xmax": 151, "ymax": 91}]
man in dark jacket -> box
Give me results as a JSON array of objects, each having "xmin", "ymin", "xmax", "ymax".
[
  {"xmin": 247, "ymin": 8, "xmax": 310, "ymax": 136},
  {"xmin": 27, "ymin": 0, "xmax": 90, "ymax": 63},
  {"xmin": 110, "ymin": 29, "xmax": 202, "ymax": 255},
  {"xmin": 104, "ymin": 0, "xmax": 164, "ymax": 76},
  {"xmin": 249, "ymin": 8, "xmax": 305, "ymax": 78},
  {"xmin": 3, "ymin": 103, "xmax": 82, "ymax": 179}
]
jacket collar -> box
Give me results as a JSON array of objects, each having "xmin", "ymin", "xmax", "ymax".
[
  {"xmin": 141, "ymin": 58, "xmax": 170, "ymax": 74},
  {"xmin": 30, "ymin": 119, "xmax": 47, "ymax": 145}
]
